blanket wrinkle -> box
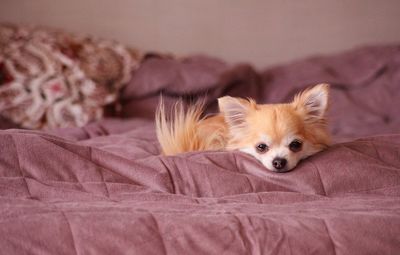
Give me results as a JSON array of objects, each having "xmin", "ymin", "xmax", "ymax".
[
  {"xmin": 342, "ymin": 184, "xmax": 400, "ymax": 195},
  {"xmin": 160, "ymin": 156, "xmax": 188, "ymax": 195},
  {"xmin": 190, "ymin": 159, "xmax": 219, "ymax": 198},
  {"xmin": 310, "ymin": 161, "xmax": 327, "ymax": 196},
  {"xmin": 347, "ymin": 92, "xmax": 388, "ymax": 119},
  {"xmin": 242, "ymin": 175, "xmax": 258, "ymax": 194},
  {"xmin": 60, "ymin": 211, "xmax": 79, "ymax": 255},
  {"xmin": 89, "ymin": 146, "xmax": 110, "ymax": 199},
  {"xmin": 333, "ymin": 87, "xmax": 388, "ymax": 126},
  {"xmin": 341, "ymin": 144, "xmax": 400, "ymax": 171},
  {"xmin": 198, "ymin": 153, "xmax": 259, "ymax": 193},
  {"xmin": 79, "ymin": 123, "xmax": 111, "ymax": 140},
  {"xmin": 25, "ymin": 138, "xmax": 125, "ymax": 198},
  {"xmin": 322, "ymin": 219, "xmax": 337, "ymax": 255},
  {"xmin": 147, "ymin": 213, "xmax": 169, "ymax": 255},
  {"xmin": 10, "ymin": 132, "xmax": 174, "ymax": 194},
  {"xmin": 0, "ymin": 178, "xmax": 28, "ymax": 194},
  {"xmin": 4, "ymin": 177, "xmax": 153, "ymax": 187},
  {"xmin": 229, "ymin": 153, "xmax": 265, "ymax": 195},
  {"xmin": 349, "ymin": 63, "xmax": 388, "ymax": 88},
  {"xmin": 370, "ymin": 141, "xmax": 399, "ymax": 169},
  {"xmin": 254, "ymin": 193, "xmax": 264, "ymax": 204},
  {"xmin": 131, "ymin": 214, "xmax": 190, "ymax": 254},
  {"xmin": 232, "ymin": 215, "xmax": 257, "ymax": 253},
  {"xmin": 267, "ymin": 223, "xmax": 287, "ymax": 255},
  {"xmin": 89, "ymin": 150, "xmax": 171, "ymax": 192},
  {"xmin": 10, "ymin": 135, "xmax": 31, "ymax": 197},
  {"xmin": 158, "ymin": 157, "xmax": 177, "ymax": 194},
  {"xmin": 200, "ymin": 164, "xmax": 217, "ymax": 198},
  {"xmin": 248, "ymin": 216, "xmax": 269, "ymax": 255},
  {"xmin": 23, "ymin": 177, "xmax": 114, "ymax": 202},
  {"xmin": 35, "ymin": 140, "xmax": 93, "ymax": 191},
  {"xmin": 221, "ymin": 192, "xmax": 329, "ymax": 205}
]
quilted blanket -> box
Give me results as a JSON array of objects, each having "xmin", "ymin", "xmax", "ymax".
[{"xmin": 1, "ymin": 45, "xmax": 400, "ymax": 254}]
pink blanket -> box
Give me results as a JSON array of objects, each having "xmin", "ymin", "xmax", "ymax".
[{"xmin": 1, "ymin": 45, "xmax": 400, "ymax": 254}]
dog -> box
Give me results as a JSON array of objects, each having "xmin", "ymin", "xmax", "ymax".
[{"xmin": 156, "ymin": 84, "xmax": 331, "ymax": 173}]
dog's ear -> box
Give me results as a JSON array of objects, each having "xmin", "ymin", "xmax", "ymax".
[
  {"xmin": 292, "ymin": 84, "xmax": 329, "ymax": 123},
  {"xmin": 218, "ymin": 96, "xmax": 256, "ymax": 131}
]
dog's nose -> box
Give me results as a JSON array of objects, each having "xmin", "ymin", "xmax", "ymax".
[{"xmin": 272, "ymin": 157, "xmax": 287, "ymax": 170}]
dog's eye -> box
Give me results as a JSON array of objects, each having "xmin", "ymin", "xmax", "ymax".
[
  {"xmin": 289, "ymin": 140, "xmax": 302, "ymax": 152},
  {"xmin": 256, "ymin": 143, "xmax": 268, "ymax": 153}
]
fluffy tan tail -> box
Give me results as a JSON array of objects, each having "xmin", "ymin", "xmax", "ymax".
[{"xmin": 155, "ymin": 98, "xmax": 224, "ymax": 155}]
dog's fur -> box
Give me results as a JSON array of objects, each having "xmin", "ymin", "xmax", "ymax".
[{"xmin": 156, "ymin": 84, "xmax": 331, "ymax": 172}]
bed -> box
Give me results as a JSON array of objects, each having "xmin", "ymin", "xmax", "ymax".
[{"xmin": 1, "ymin": 37, "xmax": 400, "ymax": 254}]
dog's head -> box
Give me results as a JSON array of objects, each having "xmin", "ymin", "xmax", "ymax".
[{"xmin": 218, "ymin": 84, "xmax": 331, "ymax": 172}]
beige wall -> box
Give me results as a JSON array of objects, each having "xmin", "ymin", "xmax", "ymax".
[{"xmin": 1, "ymin": 0, "xmax": 399, "ymax": 68}]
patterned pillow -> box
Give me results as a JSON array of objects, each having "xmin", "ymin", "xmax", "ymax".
[{"xmin": 0, "ymin": 23, "xmax": 142, "ymax": 129}]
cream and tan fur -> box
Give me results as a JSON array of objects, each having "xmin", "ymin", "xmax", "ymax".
[{"xmin": 156, "ymin": 84, "xmax": 331, "ymax": 172}]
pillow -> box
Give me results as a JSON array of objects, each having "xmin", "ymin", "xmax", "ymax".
[{"xmin": 0, "ymin": 23, "xmax": 142, "ymax": 129}]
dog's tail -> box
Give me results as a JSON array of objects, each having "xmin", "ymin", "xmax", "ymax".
[{"xmin": 155, "ymin": 98, "xmax": 224, "ymax": 155}]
